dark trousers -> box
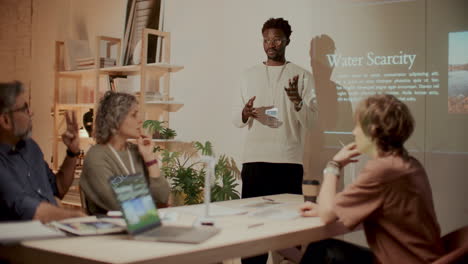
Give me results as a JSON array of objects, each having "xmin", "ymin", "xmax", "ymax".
[
  {"xmin": 300, "ymin": 239, "xmax": 374, "ymax": 264},
  {"xmin": 241, "ymin": 162, "xmax": 303, "ymax": 198},
  {"xmin": 241, "ymin": 162, "xmax": 303, "ymax": 264}
]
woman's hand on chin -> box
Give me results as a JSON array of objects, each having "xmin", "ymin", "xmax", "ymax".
[
  {"xmin": 137, "ymin": 134, "xmax": 156, "ymax": 162},
  {"xmin": 332, "ymin": 142, "xmax": 361, "ymax": 168}
]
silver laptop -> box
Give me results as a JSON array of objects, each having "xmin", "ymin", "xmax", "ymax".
[{"xmin": 109, "ymin": 173, "xmax": 219, "ymax": 244}]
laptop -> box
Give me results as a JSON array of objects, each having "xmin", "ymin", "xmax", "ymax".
[{"xmin": 108, "ymin": 173, "xmax": 220, "ymax": 244}]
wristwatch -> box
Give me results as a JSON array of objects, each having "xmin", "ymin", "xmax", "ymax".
[
  {"xmin": 66, "ymin": 149, "xmax": 80, "ymax": 158},
  {"xmin": 323, "ymin": 165, "xmax": 340, "ymax": 178}
]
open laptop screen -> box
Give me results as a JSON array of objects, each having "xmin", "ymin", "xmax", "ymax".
[{"xmin": 109, "ymin": 173, "xmax": 161, "ymax": 233}]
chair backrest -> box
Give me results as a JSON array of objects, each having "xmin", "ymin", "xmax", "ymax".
[
  {"xmin": 433, "ymin": 225, "xmax": 468, "ymax": 264},
  {"xmin": 79, "ymin": 187, "xmax": 90, "ymax": 215}
]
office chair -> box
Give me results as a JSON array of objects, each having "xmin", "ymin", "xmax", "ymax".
[{"xmin": 433, "ymin": 225, "xmax": 468, "ymax": 264}]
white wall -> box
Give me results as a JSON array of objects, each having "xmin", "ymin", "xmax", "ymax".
[{"xmin": 164, "ymin": 0, "xmax": 314, "ymax": 163}]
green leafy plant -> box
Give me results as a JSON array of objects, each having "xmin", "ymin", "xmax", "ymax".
[
  {"xmin": 160, "ymin": 127, "xmax": 177, "ymax": 139},
  {"xmin": 160, "ymin": 149, "xmax": 204, "ymax": 205},
  {"xmin": 143, "ymin": 120, "xmax": 177, "ymax": 139},
  {"xmin": 194, "ymin": 141, "xmax": 213, "ymax": 156},
  {"xmin": 212, "ymin": 155, "xmax": 241, "ymax": 201},
  {"xmin": 143, "ymin": 120, "xmax": 165, "ymax": 134},
  {"xmin": 158, "ymin": 141, "xmax": 240, "ymax": 205}
]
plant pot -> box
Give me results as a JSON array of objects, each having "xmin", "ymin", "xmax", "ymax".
[
  {"xmin": 169, "ymin": 191, "xmax": 186, "ymax": 207},
  {"xmin": 152, "ymin": 131, "xmax": 162, "ymax": 139}
]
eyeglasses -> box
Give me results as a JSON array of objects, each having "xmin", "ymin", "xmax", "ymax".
[
  {"xmin": 263, "ymin": 38, "xmax": 286, "ymax": 45},
  {"xmin": 10, "ymin": 102, "xmax": 30, "ymax": 114}
]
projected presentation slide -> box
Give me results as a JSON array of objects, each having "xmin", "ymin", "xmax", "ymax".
[
  {"xmin": 304, "ymin": 0, "xmax": 468, "ymax": 153},
  {"xmin": 448, "ymin": 31, "xmax": 468, "ymax": 114}
]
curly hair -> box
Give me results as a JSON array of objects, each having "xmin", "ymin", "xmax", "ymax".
[
  {"xmin": 262, "ymin": 17, "xmax": 292, "ymax": 39},
  {"xmin": 355, "ymin": 94, "xmax": 414, "ymax": 158},
  {"xmin": 94, "ymin": 91, "xmax": 138, "ymax": 144}
]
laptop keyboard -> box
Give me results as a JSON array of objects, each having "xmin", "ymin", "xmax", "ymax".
[{"xmin": 144, "ymin": 226, "xmax": 192, "ymax": 237}]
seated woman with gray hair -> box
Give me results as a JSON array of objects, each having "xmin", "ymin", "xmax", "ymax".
[{"xmin": 80, "ymin": 91, "xmax": 170, "ymax": 215}]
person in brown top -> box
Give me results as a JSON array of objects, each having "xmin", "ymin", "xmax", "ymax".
[{"xmin": 299, "ymin": 94, "xmax": 444, "ymax": 263}]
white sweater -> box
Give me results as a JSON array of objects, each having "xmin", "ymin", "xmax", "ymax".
[{"xmin": 232, "ymin": 62, "xmax": 318, "ymax": 164}]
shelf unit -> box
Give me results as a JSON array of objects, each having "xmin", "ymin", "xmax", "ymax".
[{"xmin": 53, "ymin": 29, "xmax": 183, "ymax": 207}]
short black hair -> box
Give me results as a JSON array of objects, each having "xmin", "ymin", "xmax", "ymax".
[{"xmin": 262, "ymin": 18, "xmax": 292, "ymax": 39}]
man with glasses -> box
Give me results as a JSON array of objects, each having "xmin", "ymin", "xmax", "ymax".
[
  {"xmin": 0, "ymin": 81, "xmax": 85, "ymax": 222},
  {"xmin": 232, "ymin": 18, "xmax": 318, "ymax": 264}
]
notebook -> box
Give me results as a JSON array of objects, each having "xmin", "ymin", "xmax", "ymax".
[
  {"xmin": 109, "ymin": 173, "xmax": 220, "ymax": 244},
  {"xmin": 50, "ymin": 216, "xmax": 126, "ymax": 236}
]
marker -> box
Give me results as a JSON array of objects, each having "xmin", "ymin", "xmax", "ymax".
[
  {"xmin": 262, "ymin": 197, "xmax": 275, "ymax": 203},
  {"xmin": 339, "ymin": 140, "xmax": 345, "ymax": 147},
  {"xmin": 201, "ymin": 221, "xmax": 214, "ymax": 226},
  {"xmin": 247, "ymin": 223, "xmax": 264, "ymax": 229}
]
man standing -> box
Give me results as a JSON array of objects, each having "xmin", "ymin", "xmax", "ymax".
[
  {"xmin": 0, "ymin": 81, "xmax": 85, "ymax": 222},
  {"xmin": 233, "ymin": 17, "xmax": 317, "ymax": 200},
  {"xmin": 232, "ymin": 18, "xmax": 318, "ymax": 263}
]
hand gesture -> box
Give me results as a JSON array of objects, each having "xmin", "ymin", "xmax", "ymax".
[
  {"xmin": 284, "ymin": 75, "xmax": 303, "ymax": 108},
  {"xmin": 242, "ymin": 96, "xmax": 257, "ymax": 123},
  {"xmin": 255, "ymin": 106, "xmax": 283, "ymax": 128},
  {"xmin": 137, "ymin": 134, "xmax": 156, "ymax": 162},
  {"xmin": 61, "ymin": 111, "xmax": 79, "ymax": 153},
  {"xmin": 332, "ymin": 142, "xmax": 361, "ymax": 168},
  {"xmin": 299, "ymin": 202, "xmax": 318, "ymax": 217}
]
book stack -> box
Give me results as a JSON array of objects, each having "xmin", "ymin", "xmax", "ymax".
[
  {"xmin": 64, "ymin": 39, "xmax": 92, "ymax": 71},
  {"xmin": 75, "ymin": 57, "xmax": 116, "ymax": 70},
  {"xmin": 145, "ymin": 91, "xmax": 163, "ymax": 101},
  {"xmin": 75, "ymin": 57, "xmax": 95, "ymax": 70},
  {"xmin": 100, "ymin": 57, "xmax": 116, "ymax": 68}
]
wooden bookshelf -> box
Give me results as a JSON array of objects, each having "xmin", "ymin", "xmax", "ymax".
[{"xmin": 54, "ymin": 30, "xmax": 184, "ymax": 208}]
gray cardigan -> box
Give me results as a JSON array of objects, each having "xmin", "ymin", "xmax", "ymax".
[{"xmin": 80, "ymin": 143, "xmax": 170, "ymax": 215}]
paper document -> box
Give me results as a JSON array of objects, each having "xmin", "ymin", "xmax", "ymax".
[
  {"xmin": 242, "ymin": 200, "xmax": 283, "ymax": 209},
  {"xmin": 50, "ymin": 216, "xmax": 125, "ymax": 236},
  {"xmin": 0, "ymin": 220, "xmax": 65, "ymax": 244},
  {"xmin": 249, "ymin": 207, "xmax": 300, "ymax": 220},
  {"xmin": 172, "ymin": 204, "xmax": 248, "ymax": 217}
]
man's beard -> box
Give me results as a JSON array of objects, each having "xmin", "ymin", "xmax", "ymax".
[
  {"xmin": 13, "ymin": 122, "xmax": 32, "ymax": 140},
  {"xmin": 266, "ymin": 49, "xmax": 284, "ymax": 62}
]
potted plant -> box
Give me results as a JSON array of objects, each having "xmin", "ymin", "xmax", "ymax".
[
  {"xmin": 160, "ymin": 127, "xmax": 177, "ymax": 140},
  {"xmin": 212, "ymin": 154, "xmax": 241, "ymax": 202},
  {"xmin": 143, "ymin": 120, "xmax": 177, "ymax": 139},
  {"xmin": 160, "ymin": 149, "xmax": 205, "ymax": 205},
  {"xmin": 158, "ymin": 141, "xmax": 240, "ymax": 205}
]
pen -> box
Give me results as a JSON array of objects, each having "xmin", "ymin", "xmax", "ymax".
[
  {"xmin": 262, "ymin": 197, "xmax": 275, "ymax": 202},
  {"xmin": 339, "ymin": 140, "xmax": 345, "ymax": 147},
  {"xmin": 248, "ymin": 223, "xmax": 264, "ymax": 229}
]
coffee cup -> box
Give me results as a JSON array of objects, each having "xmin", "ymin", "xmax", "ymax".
[{"xmin": 302, "ymin": 180, "xmax": 320, "ymax": 203}]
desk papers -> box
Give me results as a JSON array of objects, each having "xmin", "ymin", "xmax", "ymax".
[
  {"xmin": 50, "ymin": 216, "xmax": 126, "ymax": 236},
  {"xmin": 172, "ymin": 204, "xmax": 248, "ymax": 217},
  {"xmin": 0, "ymin": 220, "xmax": 65, "ymax": 244}
]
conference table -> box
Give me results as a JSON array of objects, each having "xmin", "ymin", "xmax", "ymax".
[{"xmin": 0, "ymin": 194, "xmax": 354, "ymax": 264}]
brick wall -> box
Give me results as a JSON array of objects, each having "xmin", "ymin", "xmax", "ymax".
[{"xmin": 0, "ymin": 0, "xmax": 32, "ymax": 92}]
